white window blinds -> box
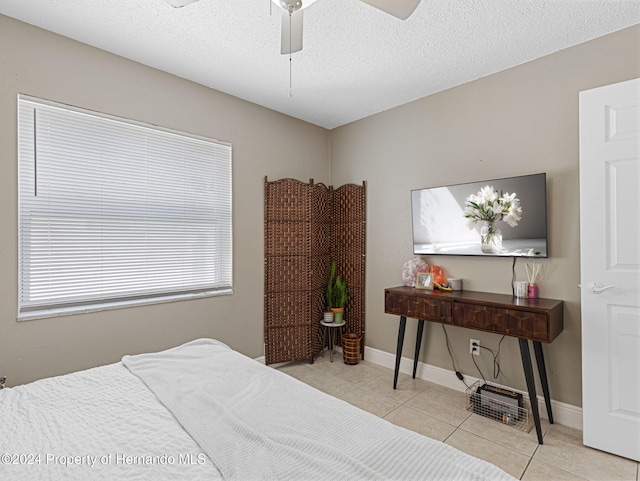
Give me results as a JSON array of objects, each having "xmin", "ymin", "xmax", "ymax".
[{"xmin": 18, "ymin": 95, "xmax": 232, "ymax": 318}]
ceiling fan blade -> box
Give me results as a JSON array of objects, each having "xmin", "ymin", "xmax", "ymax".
[
  {"xmin": 165, "ymin": 0, "xmax": 200, "ymax": 8},
  {"xmin": 360, "ymin": 0, "xmax": 420, "ymax": 20},
  {"xmin": 281, "ymin": 9, "xmax": 303, "ymax": 55}
]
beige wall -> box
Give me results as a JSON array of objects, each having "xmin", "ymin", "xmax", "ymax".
[
  {"xmin": 329, "ymin": 25, "xmax": 640, "ymax": 407},
  {"xmin": 0, "ymin": 15, "xmax": 330, "ymax": 386},
  {"xmin": 2, "ymin": 12, "xmax": 638, "ymax": 409}
]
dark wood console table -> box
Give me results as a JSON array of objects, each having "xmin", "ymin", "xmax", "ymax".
[{"xmin": 384, "ymin": 286, "xmax": 563, "ymax": 444}]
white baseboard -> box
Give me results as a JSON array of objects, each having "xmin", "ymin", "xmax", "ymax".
[{"xmin": 364, "ymin": 345, "xmax": 583, "ymax": 431}]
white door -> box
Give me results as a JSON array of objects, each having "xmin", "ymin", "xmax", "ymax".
[{"xmin": 579, "ymin": 77, "xmax": 640, "ymax": 462}]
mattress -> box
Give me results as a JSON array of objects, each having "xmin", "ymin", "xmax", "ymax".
[{"xmin": 1, "ymin": 339, "xmax": 517, "ymax": 481}]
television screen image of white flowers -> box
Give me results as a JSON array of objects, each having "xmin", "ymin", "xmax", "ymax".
[
  {"xmin": 464, "ymin": 186, "xmax": 523, "ymax": 228},
  {"xmin": 411, "ymin": 173, "xmax": 548, "ymax": 257}
]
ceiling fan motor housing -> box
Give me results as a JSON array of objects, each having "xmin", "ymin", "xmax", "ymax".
[{"xmin": 279, "ymin": 0, "xmax": 303, "ymax": 12}]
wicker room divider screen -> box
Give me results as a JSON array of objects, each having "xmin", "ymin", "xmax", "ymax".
[{"xmin": 264, "ymin": 177, "xmax": 366, "ymax": 365}]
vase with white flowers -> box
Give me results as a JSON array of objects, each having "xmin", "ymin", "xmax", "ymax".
[{"xmin": 464, "ymin": 185, "xmax": 522, "ymax": 253}]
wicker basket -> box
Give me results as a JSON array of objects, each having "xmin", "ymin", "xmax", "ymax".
[{"xmin": 342, "ymin": 333, "xmax": 362, "ymax": 365}]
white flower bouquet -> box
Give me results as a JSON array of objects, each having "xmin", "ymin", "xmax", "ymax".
[{"xmin": 464, "ymin": 185, "xmax": 522, "ymax": 228}]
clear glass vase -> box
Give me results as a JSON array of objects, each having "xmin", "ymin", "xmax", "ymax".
[{"xmin": 480, "ymin": 221, "xmax": 503, "ymax": 253}]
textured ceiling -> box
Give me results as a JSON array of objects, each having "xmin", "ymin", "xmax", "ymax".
[{"xmin": 1, "ymin": 0, "xmax": 639, "ymax": 129}]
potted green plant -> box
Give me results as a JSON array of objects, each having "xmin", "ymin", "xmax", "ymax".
[{"xmin": 326, "ymin": 260, "xmax": 348, "ymax": 323}]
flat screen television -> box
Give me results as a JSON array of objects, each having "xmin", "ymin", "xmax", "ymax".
[{"xmin": 411, "ymin": 173, "xmax": 548, "ymax": 257}]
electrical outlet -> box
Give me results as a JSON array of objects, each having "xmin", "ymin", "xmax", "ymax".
[{"xmin": 470, "ymin": 339, "xmax": 480, "ymax": 356}]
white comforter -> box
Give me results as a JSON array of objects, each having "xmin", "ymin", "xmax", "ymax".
[
  {"xmin": 0, "ymin": 358, "xmax": 220, "ymax": 480},
  {"xmin": 1, "ymin": 339, "xmax": 516, "ymax": 481},
  {"xmin": 123, "ymin": 339, "xmax": 516, "ymax": 481}
]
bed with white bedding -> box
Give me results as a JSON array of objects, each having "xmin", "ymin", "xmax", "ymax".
[{"xmin": 1, "ymin": 339, "xmax": 516, "ymax": 480}]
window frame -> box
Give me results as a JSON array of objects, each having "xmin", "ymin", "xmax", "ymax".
[{"xmin": 17, "ymin": 95, "xmax": 233, "ymax": 320}]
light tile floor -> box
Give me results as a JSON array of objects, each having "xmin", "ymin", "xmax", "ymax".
[{"xmin": 276, "ymin": 355, "xmax": 640, "ymax": 481}]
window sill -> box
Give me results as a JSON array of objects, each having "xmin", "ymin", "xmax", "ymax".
[{"xmin": 17, "ymin": 289, "xmax": 233, "ymax": 321}]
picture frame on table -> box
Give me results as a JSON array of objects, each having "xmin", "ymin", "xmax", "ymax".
[{"xmin": 415, "ymin": 272, "xmax": 434, "ymax": 290}]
